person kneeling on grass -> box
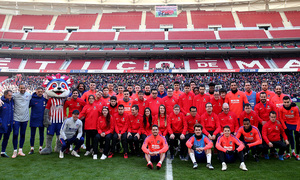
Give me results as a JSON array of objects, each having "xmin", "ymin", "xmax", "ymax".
[
  {"xmin": 186, "ymin": 123, "xmax": 214, "ymax": 170},
  {"xmin": 59, "ymin": 110, "xmax": 84, "ymax": 158},
  {"xmin": 216, "ymin": 125, "xmax": 247, "ymax": 171},
  {"xmin": 142, "ymin": 125, "xmax": 168, "ymax": 170}
]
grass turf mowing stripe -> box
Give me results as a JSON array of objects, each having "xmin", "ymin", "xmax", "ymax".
[{"xmin": 166, "ymin": 158, "xmax": 173, "ymax": 180}]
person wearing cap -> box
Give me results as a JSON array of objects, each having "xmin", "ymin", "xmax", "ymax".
[
  {"xmin": 59, "ymin": 110, "xmax": 84, "ymax": 158},
  {"xmin": 206, "ymin": 82, "xmax": 215, "ymax": 98}
]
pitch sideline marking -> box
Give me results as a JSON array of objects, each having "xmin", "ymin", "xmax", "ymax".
[{"xmin": 165, "ymin": 158, "xmax": 173, "ymax": 180}]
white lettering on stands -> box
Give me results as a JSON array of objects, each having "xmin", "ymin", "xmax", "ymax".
[
  {"xmin": 283, "ymin": 60, "xmax": 300, "ymax": 69},
  {"xmin": 116, "ymin": 62, "xmax": 136, "ymax": 70},
  {"xmin": 0, "ymin": 58, "xmax": 11, "ymax": 69},
  {"xmin": 155, "ymin": 61, "xmax": 175, "ymax": 69},
  {"xmin": 196, "ymin": 60, "xmax": 218, "ymax": 68},
  {"xmin": 36, "ymin": 61, "xmax": 56, "ymax": 70},
  {"xmin": 236, "ymin": 60, "xmax": 265, "ymax": 69}
]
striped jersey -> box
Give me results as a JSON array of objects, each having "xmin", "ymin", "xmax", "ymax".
[{"xmin": 46, "ymin": 98, "xmax": 65, "ymax": 123}]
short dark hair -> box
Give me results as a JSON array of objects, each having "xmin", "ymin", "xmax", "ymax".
[
  {"xmin": 194, "ymin": 124, "xmax": 203, "ymax": 130},
  {"xmin": 132, "ymin": 104, "xmax": 139, "ymax": 111},
  {"xmin": 205, "ymin": 102, "xmax": 212, "ymax": 108},
  {"xmin": 219, "ymin": 88, "xmax": 226, "ymax": 93},
  {"xmin": 269, "ymin": 111, "xmax": 277, "ymax": 116},
  {"xmin": 283, "ymin": 96, "xmax": 290, "ymax": 101},
  {"xmin": 243, "ymin": 118, "xmax": 250, "ymax": 122},
  {"xmin": 90, "ymin": 81, "xmax": 96, "ymax": 84},
  {"xmin": 72, "ymin": 89, "xmax": 80, "ymax": 94},
  {"xmin": 190, "ymin": 106, "xmax": 197, "ymax": 111},
  {"xmin": 184, "ymin": 83, "xmax": 190, "ymax": 87},
  {"xmin": 152, "ymin": 124, "xmax": 158, "ymax": 129},
  {"xmin": 223, "ymin": 125, "xmax": 231, "ymax": 130},
  {"xmin": 190, "ymin": 81, "xmax": 195, "ymax": 84},
  {"xmin": 118, "ymin": 84, "xmax": 124, "ymax": 87},
  {"xmin": 151, "ymin": 88, "xmax": 158, "ymax": 92},
  {"xmin": 88, "ymin": 95, "xmax": 95, "ymax": 99},
  {"xmin": 230, "ymin": 81, "xmax": 236, "ymax": 85},
  {"xmin": 118, "ymin": 104, "xmax": 124, "ymax": 109},
  {"xmin": 260, "ymin": 92, "xmax": 267, "ymax": 96},
  {"xmin": 36, "ymin": 87, "xmax": 43, "ymax": 91},
  {"xmin": 138, "ymin": 90, "xmax": 144, "ymax": 94},
  {"xmin": 123, "ymin": 89, "xmax": 129, "ymax": 93},
  {"xmin": 199, "ymin": 84, "xmax": 205, "ymax": 88},
  {"xmin": 173, "ymin": 104, "xmax": 180, "ymax": 109},
  {"xmin": 103, "ymin": 86, "xmax": 108, "ymax": 90},
  {"xmin": 110, "ymin": 96, "xmax": 117, "ymax": 101},
  {"xmin": 244, "ymin": 103, "xmax": 251, "ymax": 108},
  {"xmin": 158, "ymin": 83, "xmax": 164, "ymax": 87},
  {"xmin": 4, "ymin": 90, "xmax": 12, "ymax": 96},
  {"xmin": 174, "ymin": 81, "xmax": 180, "ymax": 85}
]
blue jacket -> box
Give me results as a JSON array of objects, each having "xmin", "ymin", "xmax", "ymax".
[
  {"xmin": 158, "ymin": 91, "xmax": 167, "ymax": 98},
  {"xmin": 29, "ymin": 93, "xmax": 48, "ymax": 127},
  {"xmin": 0, "ymin": 96, "xmax": 14, "ymax": 133}
]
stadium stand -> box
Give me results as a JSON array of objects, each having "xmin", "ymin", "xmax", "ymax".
[
  {"xmin": 285, "ymin": 11, "xmax": 300, "ymax": 27},
  {"xmin": 67, "ymin": 59, "xmax": 106, "ymax": 70},
  {"xmin": 54, "ymin": 14, "xmax": 98, "ymax": 30},
  {"xmin": 168, "ymin": 31, "xmax": 216, "ymax": 40},
  {"xmin": 191, "ymin": 11, "xmax": 235, "ymax": 28},
  {"xmin": 9, "ymin": 15, "xmax": 53, "ymax": 30},
  {"xmin": 229, "ymin": 58, "xmax": 271, "ymax": 69},
  {"xmin": 236, "ymin": 11, "xmax": 284, "ymax": 27},
  {"xmin": 148, "ymin": 59, "xmax": 185, "ymax": 69},
  {"xmin": 189, "ymin": 59, "xmax": 227, "ymax": 69},
  {"xmin": 118, "ymin": 31, "xmax": 165, "ymax": 41},
  {"xmin": 0, "ymin": 32, "xmax": 24, "ymax": 40},
  {"xmin": 99, "ymin": 12, "xmax": 142, "ymax": 29},
  {"xmin": 24, "ymin": 59, "xmax": 65, "ymax": 70},
  {"xmin": 0, "ymin": 76, "xmax": 8, "ymax": 82},
  {"xmin": 0, "ymin": 15, "xmax": 5, "ymax": 29},
  {"xmin": 145, "ymin": 11, "xmax": 187, "ymax": 29},
  {"xmin": 107, "ymin": 59, "xmax": 144, "ymax": 70},
  {"xmin": 272, "ymin": 58, "xmax": 300, "ymax": 69},
  {"xmin": 269, "ymin": 29, "xmax": 300, "ymax": 39},
  {"xmin": 69, "ymin": 32, "xmax": 115, "ymax": 41},
  {"xmin": 0, "ymin": 58, "xmax": 22, "ymax": 69},
  {"xmin": 218, "ymin": 30, "xmax": 268, "ymax": 39},
  {"xmin": 26, "ymin": 32, "xmax": 67, "ymax": 41}
]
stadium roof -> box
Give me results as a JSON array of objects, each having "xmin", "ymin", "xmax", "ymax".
[{"xmin": 0, "ymin": 0, "xmax": 299, "ymax": 15}]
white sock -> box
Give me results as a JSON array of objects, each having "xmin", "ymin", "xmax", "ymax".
[
  {"xmin": 148, "ymin": 161, "xmax": 151, "ymax": 164},
  {"xmin": 19, "ymin": 148, "xmax": 22, "ymax": 152},
  {"xmin": 292, "ymin": 149, "xmax": 295, "ymax": 153},
  {"xmin": 1, "ymin": 152, "xmax": 4, "ymax": 154},
  {"xmin": 158, "ymin": 161, "xmax": 162, "ymax": 164},
  {"xmin": 206, "ymin": 153, "xmax": 212, "ymax": 164},
  {"xmin": 39, "ymin": 146, "xmax": 42, "ymax": 149},
  {"xmin": 31, "ymin": 147, "xmax": 34, "ymax": 150},
  {"xmin": 14, "ymin": 150, "xmax": 17, "ymax": 152},
  {"xmin": 189, "ymin": 152, "xmax": 196, "ymax": 163}
]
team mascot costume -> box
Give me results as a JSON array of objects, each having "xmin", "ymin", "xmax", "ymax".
[{"xmin": 40, "ymin": 74, "xmax": 73, "ymax": 155}]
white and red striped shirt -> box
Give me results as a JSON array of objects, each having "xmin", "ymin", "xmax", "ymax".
[{"xmin": 46, "ymin": 98, "xmax": 64, "ymax": 123}]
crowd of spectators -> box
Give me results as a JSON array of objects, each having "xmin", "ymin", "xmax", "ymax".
[{"xmin": 0, "ymin": 72, "xmax": 299, "ymax": 97}]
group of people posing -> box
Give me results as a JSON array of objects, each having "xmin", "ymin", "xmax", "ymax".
[{"xmin": 0, "ymin": 80, "xmax": 299, "ymax": 171}]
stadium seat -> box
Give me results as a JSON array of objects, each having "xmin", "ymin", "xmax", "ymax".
[
  {"xmin": 237, "ymin": 11, "xmax": 284, "ymax": 27},
  {"xmin": 285, "ymin": 11, "xmax": 300, "ymax": 27},
  {"xmin": 189, "ymin": 59, "xmax": 227, "ymax": 69},
  {"xmin": 99, "ymin": 12, "xmax": 142, "ymax": 29},
  {"xmin": 107, "ymin": 59, "xmax": 144, "ymax": 70},
  {"xmin": 67, "ymin": 59, "xmax": 106, "ymax": 70},
  {"xmin": 145, "ymin": 11, "xmax": 187, "ymax": 29},
  {"xmin": 218, "ymin": 30, "xmax": 268, "ymax": 39},
  {"xmin": 229, "ymin": 58, "xmax": 271, "ymax": 69},
  {"xmin": 272, "ymin": 58, "xmax": 300, "ymax": 68},
  {"xmin": 118, "ymin": 31, "xmax": 165, "ymax": 41},
  {"xmin": 168, "ymin": 31, "xmax": 216, "ymax": 40},
  {"xmin": 0, "ymin": 76, "xmax": 9, "ymax": 82},
  {"xmin": 269, "ymin": 30, "xmax": 300, "ymax": 39},
  {"xmin": 9, "ymin": 15, "xmax": 53, "ymax": 30},
  {"xmin": 24, "ymin": 59, "xmax": 65, "ymax": 70},
  {"xmin": 54, "ymin": 14, "xmax": 98, "ymax": 30},
  {"xmin": 0, "ymin": 32, "xmax": 24, "ymax": 40},
  {"xmin": 148, "ymin": 59, "xmax": 184, "ymax": 69},
  {"xmin": 0, "ymin": 58, "xmax": 22, "ymax": 69},
  {"xmin": 27, "ymin": 32, "xmax": 67, "ymax": 41},
  {"xmin": 191, "ymin": 11, "xmax": 235, "ymax": 28},
  {"xmin": 69, "ymin": 32, "xmax": 115, "ymax": 41},
  {"xmin": 78, "ymin": 47, "xmax": 89, "ymax": 51},
  {"xmin": 0, "ymin": 15, "xmax": 5, "ymax": 29}
]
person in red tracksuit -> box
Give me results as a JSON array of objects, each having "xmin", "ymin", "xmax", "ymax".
[
  {"xmin": 132, "ymin": 90, "xmax": 147, "ymax": 116},
  {"xmin": 79, "ymin": 95, "xmax": 102, "ymax": 156},
  {"xmin": 211, "ymin": 90, "xmax": 223, "ymax": 115},
  {"xmin": 254, "ymin": 92, "xmax": 277, "ymax": 126},
  {"xmin": 64, "ymin": 89, "xmax": 86, "ymax": 118},
  {"xmin": 141, "ymin": 108, "xmax": 153, "ymax": 142},
  {"xmin": 108, "ymin": 96, "xmax": 118, "ymax": 118},
  {"xmin": 127, "ymin": 104, "xmax": 143, "ymax": 156},
  {"xmin": 153, "ymin": 105, "xmax": 169, "ymax": 138},
  {"xmin": 101, "ymin": 87, "xmax": 111, "ymax": 105},
  {"xmin": 145, "ymin": 89, "xmax": 164, "ymax": 117},
  {"xmin": 142, "ymin": 125, "xmax": 168, "ymax": 170},
  {"xmin": 193, "ymin": 84, "xmax": 211, "ymax": 116},
  {"xmin": 179, "ymin": 83, "xmax": 195, "ymax": 116},
  {"xmin": 278, "ymin": 96, "xmax": 300, "ymax": 160},
  {"xmin": 256, "ymin": 81, "xmax": 276, "ymax": 103},
  {"xmin": 111, "ymin": 104, "xmax": 129, "ymax": 159},
  {"xmin": 93, "ymin": 107, "xmax": 114, "ymax": 160},
  {"xmin": 271, "ymin": 85, "xmax": 288, "ymax": 110},
  {"xmin": 168, "ymin": 104, "xmax": 187, "ymax": 160},
  {"xmin": 185, "ymin": 106, "xmax": 201, "ymax": 141},
  {"xmin": 95, "ymin": 91, "xmax": 107, "ymax": 107},
  {"xmin": 118, "ymin": 90, "xmax": 133, "ymax": 115},
  {"xmin": 262, "ymin": 111, "xmax": 289, "ymax": 160},
  {"xmin": 162, "ymin": 87, "xmax": 178, "ymax": 115},
  {"xmin": 201, "ymin": 103, "xmax": 221, "ymax": 142},
  {"xmin": 239, "ymin": 103, "xmax": 262, "ymax": 127},
  {"xmin": 218, "ymin": 103, "xmax": 239, "ymax": 135},
  {"xmin": 216, "ymin": 126, "xmax": 247, "ymax": 171},
  {"xmin": 236, "ymin": 118, "xmax": 263, "ymax": 162}
]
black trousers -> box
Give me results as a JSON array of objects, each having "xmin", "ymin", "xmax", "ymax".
[
  {"xmin": 285, "ymin": 129, "xmax": 300, "ymax": 154},
  {"xmin": 128, "ymin": 133, "xmax": 140, "ymax": 154},
  {"xmin": 93, "ymin": 133, "xmax": 113, "ymax": 155},
  {"xmin": 169, "ymin": 133, "xmax": 187, "ymax": 156},
  {"xmin": 112, "ymin": 132, "xmax": 128, "ymax": 153},
  {"xmin": 219, "ymin": 150, "xmax": 244, "ymax": 163},
  {"xmin": 85, "ymin": 130, "xmax": 98, "ymax": 151},
  {"xmin": 263, "ymin": 141, "xmax": 287, "ymax": 155}
]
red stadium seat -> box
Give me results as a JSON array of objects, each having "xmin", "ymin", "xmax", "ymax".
[
  {"xmin": 9, "ymin": 15, "xmax": 53, "ymax": 30},
  {"xmin": 149, "ymin": 59, "xmax": 184, "ymax": 69},
  {"xmin": 107, "ymin": 59, "xmax": 144, "ymax": 70},
  {"xmin": 54, "ymin": 48, "xmax": 63, "ymax": 51},
  {"xmin": 153, "ymin": 47, "xmax": 164, "ymax": 50},
  {"xmin": 78, "ymin": 48, "xmax": 89, "ymax": 51},
  {"xmin": 27, "ymin": 32, "xmax": 67, "ymax": 41},
  {"xmin": 33, "ymin": 47, "xmax": 43, "ymax": 51},
  {"xmin": 1, "ymin": 46, "xmax": 9, "ymax": 49},
  {"xmin": 261, "ymin": 46, "xmax": 272, "ymax": 49},
  {"xmin": 247, "ymin": 46, "xmax": 258, "ymax": 49},
  {"xmin": 90, "ymin": 47, "xmax": 100, "ymax": 51},
  {"xmin": 54, "ymin": 14, "xmax": 98, "ymax": 30},
  {"xmin": 191, "ymin": 11, "xmax": 235, "ymax": 28},
  {"xmin": 219, "ymin": 30, "xmax": 268, "ymax": 39},
  {"xmin": 64, "ymin": 48, "xmax": 74, "ymax": 51},
  {"xmin": 168, "ymin": 31, "xmax": 216, "ymax": 40},
  {"xmin": 235, "ymin": 46, "xmax": 246, "ymax": 49},
  {"xmin": 67, "ymin": 59, "xmax": 106, "ymax": 70},
  {"xmin": 195, "ymin": 47, "xmax": 206, "ymax": 50},
  {"xmin": 209, "ymin": 47, "xmax": 219, "ymax": 50},
  {"xmin": 182, "ymin": 47, "xmax": 193, "ymax": 50},
  {"xmin": 0, "ymin": 76, "xmax": 9, "ymax": 82},
  {"xmin": 0, "ymin": 58, "xmax": 22, "ymax": 69},
  {"xmin": 99, "ymin": 12, "xmax": 142, "ymax": 29},
  {"xmin": 141, "ymin": 47, "xmax": 151, "ymax": 51},
  {"xmin": 285, "ymin": 11, "xmax": 300, "ymax": 27},
  {"xmin": 12, "ymin": 47, "xmax": 21, "ymax": 50},
  {"xmin": 118, "ymin": 32, "xmax": 165, "ymax": 41},
  {"xmin": 0, "ymin": 32, "xmax": 24, "ymax": 40},
  {"xmin": 129, "ymin": 48, "xmax": 139, "ymax": 50},
  {"xmin": 103, "ymin": 47, "xmax": 113, "ymax": 51},
  {"xmin": 229, "ymin": 58, "xmax": 271, "ymax": 69},
  {"xmin": 25, "ymin": 59, "xmax": 65, "ymax": 70},
  {"xmin": 168, "ymin": 47, "xmax": 181, "ymax": 50},
  {"xmin": 189, "ymin": 59, "xmax": 227, "ymax": 69},
  {"xmin": 44, "ymin": 48, "xmax": 52, "ymax": 51},
  {"xmin": 269, "ymin": 30, "xmax": 300, "ymax": 39},
  {"xmin": 221, "ymin": 47, "xmax": 231, "ymax": 49},
  {"xmin": 0, "ymin": 15, "xmax": 5, "ymax": 29},
  {"xmin": 69, "ymin": 32, "xmax": 115, "ymax": 41},
  {"xmin": 237, "ymin": 11, "xmax": 284, "ymax": 27},
  {"xmin": 145, "ymin": 11, "xmax": 187, "ymax": 29},
  {"xmin": 272, "ymin": 58, "xmax": 300, "ymax": 69},
  {"xmin": 115, "ymin": 47, "xmax": 126, "ymax": 51}
]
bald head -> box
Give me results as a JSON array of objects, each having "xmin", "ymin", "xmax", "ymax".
[{"xmin": 222, "ymin": 103, "xmax": 229, "ymax": 114}]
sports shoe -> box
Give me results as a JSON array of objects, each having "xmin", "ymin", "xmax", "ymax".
[
  {"xmin": 264, "ymin": 154, "xmax": 270, "ymax": 160},
  {"xmin": 292, "ymin": 152, "xmax": 296, "ymax": 157},
  {"xmin": 93, "ymin": 154, "xmax": 97, "ymax": 160},
  {"xmin": 156, "ymin": 162, "xmax": 162, "ymax": 170},
  {"xmin": 239, "ymin": 162, "xmax": 248, "ymax": 171},
  {"xmin": 193, "ymin": 162, "xmax": 198, "ymax": 169},
  {"xmin": 18, "ymin": 150, "xmax": 25, "ymax": 156},
  {"xmin": 100, "ymin": 154, "xmax": 107, "ymax": 160},
  {"xmin": 39, "ymin": 147, "xmax": 43, "ymax": 152},
  {"xmin": 285, "ymin": 153, "xmax": 291, "ymax": 159},
  {"xmin": 70, "ymin": 145, "xmax": 73, "ymax": 151},
  {"xmin": 108, "ymin": 152, "xmax": 114, "ymax": 158},
  {"xmin": 206, "ymin": 163, "xmax": 214, "ymax": 170},
  {"xmin": 279, "ymin": 155, "xmax": 284, "ymax": 161},
  {"xmin": 84, "ymin": 151, "xmax": 91, "ymax": 156},
  {"xmin": 71, "ymin": 150, "xmax": 80, "ymax": 157},
  {"xmin": 81, "ymin": 144, "xmax": 86, "ymax": 150},
  {"xmin": 179, "ymin": 155, "xmax": 185, "ymax": 161},
  {"xmin": 221, "ymin": 162, "xmax": 227, "ymax": 171},
  {"xmin": 147, "ymin": 162, "xmax": 153, "ymax": 169},
  {"xmin": 1, "ymin": 153, "xmax": 9, "ymax": 158},
  {"xmin": 124, "ymin": 153, "xmax": 128, "ymax": 159},
  {"xmin": 59, "ymin": 151, "xmax": 64, "ymax": 159},
  {"xmin": 295, "ymin": 154, "xmax": 300, "ymax": 160},
  {"xmin": 28, "ymin": 149, "xmax": 34, "ymax": 155}
]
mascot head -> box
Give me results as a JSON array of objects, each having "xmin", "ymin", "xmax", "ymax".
[{"xmin": 43, "ymin": 74, "xmax": 73, "ymax": 98}]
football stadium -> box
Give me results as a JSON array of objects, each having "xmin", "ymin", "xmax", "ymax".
[{"xmin": 0, "ymin": 0, "xmax": 300, "ymax": 179}]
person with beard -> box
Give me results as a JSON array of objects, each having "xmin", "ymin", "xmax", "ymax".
[
  {"xmin": 225, "ymin": 81, "xmax": 249, "ymax": 119},
  {"xmin": 193, "ymin": 84, "xmax": 210, "ymax": 116},
  {"xmin": 271, "ymin": 85, "xmax": 289, "ymax": 110},
  {"xmin": 118, "ymin": 90, "xmax": 133, "ymax": 115},
  {"xmin": 173, "ymin": 81, "xmax": 183, "ymax": 98},
  {"xmin": 256, "ymin": 81, "xmax": 276, "ymax": 103},
  {"xmin": 145, "ymin": 89, "xmax": 164, "ymax": 117},
  {"xmin": 254, "ymin": 92, "xmax": 276, "ymax": 126},
  {"xmin": 81, "ymin": 81, "xmax": 97, "ymax": 102},
  {"xmin": 236, "ymin": 118, "xmax": 263, "ymax": 162},
  {"xmin": 101, "ymin": 87, "xmax": 111, "ymax": 105},
  {"xmin": 210, "ymin": 90, "xmax": 223, "ymax": 115},
  {"xmin": 190, "ymin": 81, "xmax": 196, "ymax": 95},
  {"xmin": 64, "ymin": 89, "xmax": 86, "ymax": 119},
  {"xmin": 186, "ymin": 124, "xmax": 214, "ymax": 170},
  {"xmin": 108, "ymin": 96, "xmax": 118, "ymax": 117},
  {"xmin": 162, "ymin": 87, "xmax": 178, "ymax": 115},
  {"xmin": 127, "ymin": 84, "xmax": 134, "ymax": 97},
  {"xmin": 75, "ymin": 82, "xmax": 87, "ymax": 98},
  {"xmin": 144, "ymin": 84, "xmax": 151, "ymax": 100},
  {"xmin": 179, "ymin": 83, "xmax": 194, "ymax": 116},
  {"xmin": 206, "ymin": 82, "xmax": 215, "ymax": 98},
  {"xmin": 244, "ymin": 82, "xmax": 257, "ymax": 110},
  {"xmin": 239, "ymin": 103, "xmax": 262, "ymax": 128},
  {"xmin": 278, "ymin": 96, "xmax": 300, "ymax": 160},
  {"xmin": 132, "ymin": 90, "xmax": 147, "ymax": 116}
]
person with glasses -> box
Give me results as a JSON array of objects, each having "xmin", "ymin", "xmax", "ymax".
[
  {"xmin": 145, "ymin": 89, "xmax": 164, "ymax": 117},
  {"xmin": 185, "ymin": 106, "xmax": 201, "ymax": 142},
  {"xmin": 218, "ymin": 103, "xmax": 239, "ymax": 136},
  {"xmin": 201, "ymin": 102, "xmax": 221, "ymax": 142},
  {"xmin": 193, "ymin": 84, "xmax": 211, "ymax": 116},
  {"xmin": 162, "ymin": 87, "xmax": 178, "ymax": 115}
]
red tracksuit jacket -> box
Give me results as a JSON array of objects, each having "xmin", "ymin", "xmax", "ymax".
[
  {"xmin": 178, "ymin": 91, "xmax": 194, "ymax": 115},
  {"xmin": 141, "ymin": 116, "xmax": 152, "ymax": 136},
  {"xmin": 254, "ymin": 101, "xmax": 277, "ymax": 122},
  {"xmin": 201, "ymin": 112, "xmax": 221, "ymax": 136},
  {"xmin": 193, "ymin": 94, "xmax": 211, "ymax": 116},
  {"xmin": 64, "ymin": 98, "xmax": 86, "ymax": 118},
  {"xmin": 210, "ymin": 97, "xmax": 223, "ymax": 115},
  {"xmin": 236, "ymin": 126, "xmax": 262, "ymax": 148},
  {"xmin": 262, "ymin": 120, "xmax": 288, "ymax": 144},
  {"xmin": 128, "ymin": 114, "xmax": 143, "ymax": 134},
  {"xmin": 145, "ymin": 97, "xmax": 164, "ymax": 116},
  {"xmin": 162, "ymin": 96, "xmax": 178, "ymax": 115},
  {"xmin": 142, "ymin": 134, "xmax": 169, "ymax": 154},
  {"xmin": 185, "ymin": 114, "xmax": 201, "ymax": 134},
  {"xmin": 168, "ymin": 112, "xmax": 187, "ymax": 135},
  {"xmin": 278, "ymin": 104, "xmax": 300, "ymax": 131},
  {"xmin": 96, "ymin": 115, "xmax": 115, "ymax": 135},
  {"xmin": 218, "ymin": 111, "xmax": 239, "ymax": 134},
  {"xmin": 132, "ymin": 98, "xmax": 147, "ymax": 116},
  {"xmin": 153, "ymin": 114, "xmax": 168, "ymax": 136},
  {"xmin": 239, "ymin": 110, "xmax": 263, "ymax": 127},
  {"xmin": 216, "ymin": 134, "xmax": 245, "ymax": 152},
  {"xmin": 79, "ymin": 103, "xmax": 102, "ymax": 130},
  {"xmin": 114, "ymin": 113, "xmax": 129, "ymax": 134}
]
